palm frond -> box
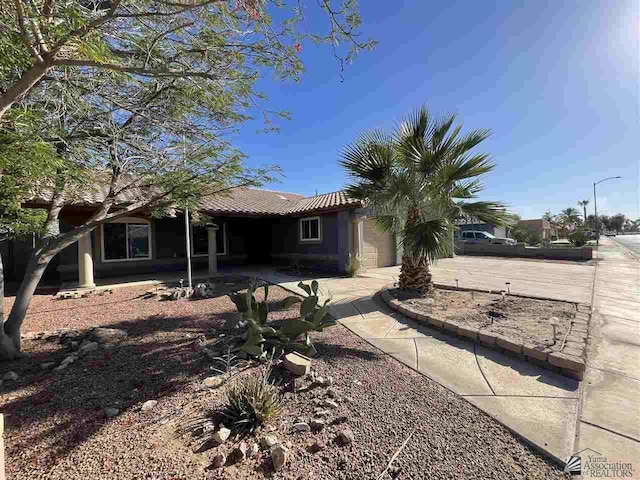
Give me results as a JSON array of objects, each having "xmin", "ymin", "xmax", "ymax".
[
  {"xmin": 402, "ymin": 217, "xmax": 454, "ymax": 261},
  {"xmin": 341, "ymin": 129, "xmax": 393, "ymax": 183},
  {"xmin": 457, "ymin": 201, "xmax": 509, "ymax": 226},
  {"xmin": 451, "ymin": 179, "xmax": 483, "ymax": 199}
]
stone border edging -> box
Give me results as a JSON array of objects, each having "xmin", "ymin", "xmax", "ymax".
[{"xmin": 380, "ymin": 286, "xmax": 590, "ymax": 380}]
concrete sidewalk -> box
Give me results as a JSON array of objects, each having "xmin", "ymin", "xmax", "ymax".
[
  {"xmin": 243, "ymin": 256, "xmax": 596, "ymax": 464},
  {"xmin": 576, "ymin": 238, "xmax": 640, "ymax": 471}
]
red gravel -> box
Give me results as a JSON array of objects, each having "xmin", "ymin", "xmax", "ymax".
[{"xmin": 0, "ymin": 280, "xmax": 567, "ymax": 479}]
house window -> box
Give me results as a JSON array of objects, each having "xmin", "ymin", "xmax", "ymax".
[
  {"xmin": 102, "ymin": 219, "xmax": 151, "ymax": 261},
  {"xmin": 299, "ymin": 217, "xmax": 321, "ymax": 242},
  {"xmin": 192, "ymin": 225, "xmax": 209, "ymax": 256},
  {"xmin": 191, "ymin": 223, "xmax": 226, "ymax": 256}
]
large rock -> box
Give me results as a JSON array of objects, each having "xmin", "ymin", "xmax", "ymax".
[
  {"xmin": 92, "ymin": 328, "xmax": 128, "ymax": 344},
  {"xmin": 282, "ymin": 352, "xmax": 311, "ymax": 376},
  {"xmin": 270, "ymin": 444, "xmax": 288, "ymax": 471}
]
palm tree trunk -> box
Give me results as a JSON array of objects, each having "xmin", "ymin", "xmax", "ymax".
[
  {"xmin": 398, "ymin": 255, "xmax": 432, "ymax": 293},
  {"xmin": 398, "ymin": 208, "xmax": 433, "ymax": 293}
]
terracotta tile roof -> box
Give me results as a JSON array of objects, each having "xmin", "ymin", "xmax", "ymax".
[
  {"xmin": 199, "ymin": 188, "xmax": 360, "ymax": 215},
  {"xmin": 286, "ymin": 191, "xmax": 360, "ymax": 214},
  {"xmin": 198, "ymin": 188, "xmax": 304, "ymax": 215},
  {"xmin": 27, "ymin": 183, "xmax": 361, "ymax": 216}
]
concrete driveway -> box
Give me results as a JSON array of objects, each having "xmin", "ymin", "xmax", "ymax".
[
  {"xmin": 361, "ymin": 255, "xmax": 594, "ymax": 303},
  {"xmin": 237, "ymin": 255, "xmax": 596, "ymax": 464}
]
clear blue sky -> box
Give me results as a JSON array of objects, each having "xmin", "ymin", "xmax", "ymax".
[{"xmin": 235, "ymin": 0, "xmax": 639, "ymax": 220}]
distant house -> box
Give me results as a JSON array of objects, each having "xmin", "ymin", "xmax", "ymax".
[
  {"xmin": 516, "ymin": 219, "xmax": 559, "ymax": 240},
  {"xmin": 5, "ymin": 187, "xmax": 401, "ymax": 286},
  {"xmin": 454, "ymin": 218, "xmax": 511, "ymax": 238}
]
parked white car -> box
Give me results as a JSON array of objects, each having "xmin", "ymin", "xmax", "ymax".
[{"xmin": 458, "ymin": 230, "xmax": 517, "ymax": 245}]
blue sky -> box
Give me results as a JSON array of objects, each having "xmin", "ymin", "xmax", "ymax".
[{"xmin": 235, "ymin": 0, "xmax": 639, "ymax": 220}]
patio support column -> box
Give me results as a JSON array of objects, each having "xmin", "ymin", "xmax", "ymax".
[
  {"xmin": 207, "ymin": 225, "xmax": 218, "ymax": 276},
  {"xmin": 78, "ymin": 232, "xmax": 95, "ymax": 288}
]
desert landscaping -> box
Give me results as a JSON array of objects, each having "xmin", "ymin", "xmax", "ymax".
[{"xmin": 0, "ymin": 278, "xmax": 569, "ymax": 479}]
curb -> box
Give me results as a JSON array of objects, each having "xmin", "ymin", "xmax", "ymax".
[{"xmin": 380, "ymin": 287, "xmax": 591, "ymax": 380}]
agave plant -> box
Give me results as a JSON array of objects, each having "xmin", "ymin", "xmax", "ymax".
[
  {"xmin": 228, "ymin": 279, "xmax": 336, "ymax": 358},
  {"xmin": 341, "ymin": 106, "xmax": 509, "ymax": 293},
  {"xmin": 221, "ymin": 370, "xmax": 282, "ymax": 433}
]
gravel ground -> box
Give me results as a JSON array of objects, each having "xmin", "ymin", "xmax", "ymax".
[
  {"xmin": 391, "ymin": 287, "xmax": 575, "ymax": 349},
  {"xmin": 1, "ymin": 281, "xmax": 568, "ymax": 479}
]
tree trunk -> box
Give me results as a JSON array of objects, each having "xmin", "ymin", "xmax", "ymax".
[
  {"xmin": 0, "ymin": 60, "xmax": 51, "ymax": 122},
  {"xmin": 1, "ymin": 254, "xmax": 49, "ymax": 359},
  {"xmin": 398, "ymin": 208, "xmax": 433, "ymax": 294},
  {"xmin": 398, "ymin": 255, "xmax": 432, "ymax": 293},
  {"xmin": 0, "ymin": 249, "xmax": 21, "ymax": 360}
]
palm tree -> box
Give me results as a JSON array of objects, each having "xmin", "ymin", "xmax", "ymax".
[
  {"xmin": 559, "ymin": 207, "xmax": 581, "ymax": 225},
  {"xmin": 577, "ymin": 200, "xmax": 589, "ymax": 223},
  {"xmin": 341, "ymin": 106, "xmax": 508, "ymax": 293}
]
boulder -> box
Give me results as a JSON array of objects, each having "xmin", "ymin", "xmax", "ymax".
[
  {"xmin": 270, "ymin": 444, "xmax": 288, "ymax": 471},
  {"xmin": 40, "ymin": 362, "xmax": 55, "ymax": 370},
  {"xmin": 282, "ymin": 352, "xmax": 311, "ymax": 376}
]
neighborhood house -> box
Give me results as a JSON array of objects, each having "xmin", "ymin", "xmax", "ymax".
[{"xmin": 3, "ymin": 188, "xmax": 400, "ymax": 287}]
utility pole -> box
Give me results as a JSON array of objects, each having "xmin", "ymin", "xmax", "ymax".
[{"xmin": 593, "ymin": 176, "xmax": 622, "ymax": 246}]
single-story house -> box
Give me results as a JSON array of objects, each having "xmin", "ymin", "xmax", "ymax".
[
  {"xmin": 4, "ymin": 187, "xmax": 400, "ymax": 287},
  {"xmin": 516, "ymin": 219, "xmax": 559, "ymax": 240}
]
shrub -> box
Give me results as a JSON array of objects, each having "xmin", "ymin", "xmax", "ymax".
[
  {"xmin": 526, "ymin": 232, "xmax": 543, "ymax": 246},
  {"xmin": 569, "ymin": 229, "xmax": 588, "ymax": 247},
  {"xmin": 221, "ymin": 371, "xmax": 282, "ymax": 433},
  {"xmin": 345, "ymin": 254, "xmax": 361, "ymax": 277},
  {"xmin": 228, "ymin": 280, "xmax": 337, "ymax": 358},
  {"xmin": 511, "ymin": 227, "xmax": 529, "ymax": 243}
]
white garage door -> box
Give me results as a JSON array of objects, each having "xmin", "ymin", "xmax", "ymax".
[{"xmin": 361, "ymin": 218, "xmax": 396, "ymax": 269}]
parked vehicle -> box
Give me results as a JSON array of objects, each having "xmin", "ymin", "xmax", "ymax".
[
  {"xmin": 458, "ymin": 230, "xmax": 517, "ymax": 245},
  {"xmin": 604, "ymin": 231, "xmax": 617, "ymax": 237}
]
